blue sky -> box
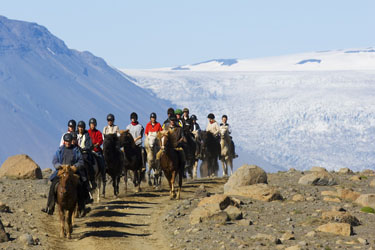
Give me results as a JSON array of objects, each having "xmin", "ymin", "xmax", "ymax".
[{"xmin": 1, "ymin": 0, "xmax": 375, "ymax": 68}]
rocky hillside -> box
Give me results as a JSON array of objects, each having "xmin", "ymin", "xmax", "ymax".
[{"xmin": 0, "ymin": 163, "xmax": 375, "ymax": 250}]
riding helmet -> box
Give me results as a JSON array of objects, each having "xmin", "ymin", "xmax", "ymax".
[
  {"xmin": 63, "ymin": 133, "xmax": 73, "ymax": 142},
  {"xmin": 183, "ymin": 108, "xmax": 189, "ymax": 113},
  {"xmin": 167, "ymin": 107, "xmax": 175, "ymax": 115},
  {"xmin": 71, "ymin": 131, "xmax": 78, "ymax": 140},
  {"xmin": 67, "ymin": 119, "xmax": 76, "ymax": 129},
  {"xmin": 150, "ymin": 112, "xmax": 157, "ymax": 119},
  {"xmin": 77, "ymin": 120, "xmax": 86, "ymax": 129},
  {"xmin": 89, "ymin": 118, "xmax": 97, "ymax": 126},
  {"xmin": 207, "ymin": 113, "xmax": 215, "ymax": 119},
  {"xmin": 107, "ymin": 113, "xmax": 115, "ymax": 121},
  {"xmin": 191, "ymin": 114, "xmax": 198, "ymax": 120},
  {"xmin": 175, "ymin": 109, "xmax": 182, "ymax": 115},
  {"xmin": 130, "ymin": 112, "xmax": 138, "ymax": 120},
  {"xmin": 222, "ymin": 114, "xmax": 228, "ymax": 119},
  {"xmin": 169, "ymin": 115, "xmax": 177, "ymax": 121}
]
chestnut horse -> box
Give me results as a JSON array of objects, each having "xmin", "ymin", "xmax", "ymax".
[
  {"xmin": 157, "ymin": 130, "xmax": 183, "ymax": 199},
  {"xmin": 56, "ymin": 165, "xmax": 79, "ymax": 239}
]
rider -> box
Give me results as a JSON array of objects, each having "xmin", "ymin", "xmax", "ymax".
[
  {"xmin": 59, "ymin": 120, "xmax": 76, "ymax": 146},
  {"xmin": 145, "ymin": 112, "xmax": 163, "ymax": 136},
  {"xmin": 77, "ymin": 121, "xmax": 97, "ymax": 189},
  {"xmin": 126, "ymin": 112, "xmax": 146, "ymax": 176},
  {"xmin": 190, "ymin": 115, "xmax": 201, "ymax": 133},
  {"xmin": 168, "ymin": 115, "xmax": 187, "ymax": 171},
  {"xmin": 220, "ymin": 115, "xmax": 238, "ymax": 158},
  {"xmin": 42, "ymin": 133, "xmax": 86, "ymax": 216},
  {"xmin": 174, "ymin": 109, "xmax": 184, "ymax": 128},
  {"xmin": 206, "ymin": 113, "xmax": 220, "ymax": 137},
  {"xmin": 163, "ymin": 107, "xmax": 175, "ymax": 130},
  {"xmin": 88, "ymin": 118, "xmax": 106, "ymax": 186},
  {"xmin": 190, "ymin": 114, "xmax": 202, "ymax": 159},
  {"xmin": 103, "ymin": 113, "xmax": 120, "ymax": 136}
]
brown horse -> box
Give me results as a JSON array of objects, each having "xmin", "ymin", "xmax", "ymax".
[
  {"xmin": 157, "ymin": 130, "xmax": 183, "ymax": 199},
  {"xmin": 56, "ymin": 165, "xmax": 79, "ymax": 239}
]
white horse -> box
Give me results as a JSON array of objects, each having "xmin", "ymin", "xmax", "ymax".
[
  {"xmin": 145, "ymin": 132, "xmax": 162, "ymax": 188},
  {"xmin": 219, "ymin": 126, "xmax": 233, "ymax": 177}
]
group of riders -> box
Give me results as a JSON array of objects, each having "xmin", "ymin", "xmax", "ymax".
[{"xmin": 41, "ymin": 107, "xmax": 237, "ymax": 217}]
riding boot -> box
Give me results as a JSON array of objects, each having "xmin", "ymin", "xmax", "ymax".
[{"xmin": 42, "ymin": 178, "xmax": 59, "ymax": 215}]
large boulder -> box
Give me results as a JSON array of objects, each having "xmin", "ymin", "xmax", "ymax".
[
  {"xmin": 224, "ymin": 165, "xmax": 267, "ymax": 193},
  {"xmin": 336, "ymin": 188, "xmax": 360, "ymax": 201},
  {"xmin": 355, "ymin": 194, "xmax": 375, "ymax": 208},
  {"xmin": 298, "ymin": 172, "xmax": 337, "ymax": 186},
  {"xmin": 198, "ymin": 194, "xmax": 239, "ymax": 210},
  {"xmin": 189, "ymin": 204, "xmax": 228, "ymax": 225},
  {"xmin": 0, "ymin": 154, "xmax": 42, "ymax": 179},
  {"xmin": 310, "ymin": 166, "xmax": 327, "ymax": 172},
  {"xmin": 321, "ymin": 211, "xmax": 360, "ymax": 226},
  {"xmin": 317, "ymin": 223, "xmax": 353, "ymax": 236},
  {"xmin": 225, "ymin": 183, "xmax": 283, "ymax": 202},
  {"xmin": 338, "ymin": 168, "xmax": 353, "ymax": 174}
]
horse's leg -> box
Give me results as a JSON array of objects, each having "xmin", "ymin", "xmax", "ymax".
[
  {"xmin": 193, "ymin": 160, "xmax": 198, "ymax": 179},
  {"xmin": 221, "ymin": 159, "xmax": 227, "ymax": 177},
  {"xmin": 58, "ymin": 206, "xmax": 65, "ymax": 238},
  {"xmin": 177, "ymin": 167, "xmax": 183, "ymax": 200},
  {"xmin": 67, "ymin": 209, "xmax": 74, "ymax": 239},
  {"xmin": 117, "ymin": 175, "xmax": 120, "ymax": 196},
  {"xmin": 137, "ymin": 169, "xmax": 142, "ymax": 192},
  {"xmin": 171, "ymin": 171, "xmax": 176, "ymax": 199},
  {"xmin": 229, "ymin": 158, "xmax": 233, "ymax": 176},
  {"xmin": 112, "ymin": 176, "xmax": 117, "ymax": 196},
  {"xmin": 148, "ymin": 163, "xmax": 152, "ymax": 187},
  {"xmin": 96, "ymin": 177, "xmax": 101, "ymax": 203},
  {"xmin": 124, "ymin": 170, "xmax": 128, "ymax": 195}
]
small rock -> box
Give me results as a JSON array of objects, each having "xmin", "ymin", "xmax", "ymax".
[
  {"xmin": 350, "ymin": 175, "xmax": 362, "ymax": 181},
  {"xmin": 321, "ymin": 211, "xmax": 360, "ymax": 226},
  {"xmin": 321, "ymin": 190, "xmax": 338, "ymax": 196},
  {"xmin": 306, "ymin": 231, "xmax": 316, "ymax": 238},
  {"xmin": 174, "ymin": 229, "xmax": 179, "ymax": 235},
  {"xmin": 355, "ymin": 194, "xmax": 375, "ymax": 208},
  {"xmin": 357, "ymin": 237, "xmax": 369, "ymax": 245},
  {"xmin": 0, "ymin": 219, "xmax": 9, "ymax": 242},
  {"xmin": 292, "ymin": 194, "xmax": 304, "ymax": 202},
  {"xmin": 18, "ymin": 233, "xmax": 34, "ymax": 246},
  {"xmin": 224, "ymin": 206, "xmax": 242, "ymax": 220},
  {"xmin": 237, "ymin": 219, "xmax": 253, "ymax": 226},
  {"xmin": 338, "ymin": 168, "xmax": 353, "ymax": 174},
  {"xmin": 281, "ymin": 231, "xmax": 295, "ymax": 242},
  {"xmin": 298, "ymin": 172, "xmax": 337, "ymax": 186},
  {"xmin": 285, "ymin": 245, "xmax": 301, "ymax": 250},
  {"xmin": 323, "ymin": 197, "xmax": 341, "ymax": 203},
  {"xmin": 298, "ymin": 241, "xmax": 307, "ymax": 246},
  {"xmin": 0, "ymin": 202, "xmax": 11, "ymax": 213}
]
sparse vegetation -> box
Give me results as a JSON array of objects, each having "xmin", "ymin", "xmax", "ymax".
[{"xmin": 361, "ymin": 206, "xmax": 375, "ymax": 213}]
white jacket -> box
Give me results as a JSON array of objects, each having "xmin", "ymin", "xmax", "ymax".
[{"xmin": 206, "ymin": 121, "xmax": 220, "ymax": 136}]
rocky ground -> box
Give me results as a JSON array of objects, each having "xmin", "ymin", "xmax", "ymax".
[{"xmin": 0, "ymin": 166, "xmax": 375, "ymax": 250}]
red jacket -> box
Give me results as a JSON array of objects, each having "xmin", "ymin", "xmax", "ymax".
[
  {"xmin": 145, "ymin": 122, "xmax": 162, "ymax": 135},
  {"xmin": 88, "ymin": 128, "xmax": 103, "ymax": 152}
]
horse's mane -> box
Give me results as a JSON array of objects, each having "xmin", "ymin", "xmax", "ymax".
[
  {"xmin": 57, "ymin": 165, "xmax": 79, "ymax": 183},
  {"xmin": 119, "ymin": 129, "xmax": 136, "ymax": 148}
]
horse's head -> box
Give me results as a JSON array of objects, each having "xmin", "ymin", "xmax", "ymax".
[
  {"xmin": 219, "ymin": 126, "xmax": 229, "ymax": 139},
  {"xmin": 146, "ymin": 132, "xmax": 158, "ymax": 149},
  {"xmin": 57, "ymin": 165, "xmax": 78, "ymax": 188},
  {"xmin": 119, "ymin": 129, "xmax": 135, "ymax": 148},
  {"xmin": 158, "ymin": 130, "xmax": 169, "ymax": 152},
  {"xmin": 103, "ymin": 133, "xmax": 119, "ymax": 149}
]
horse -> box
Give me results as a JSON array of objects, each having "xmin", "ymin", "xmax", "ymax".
[
  {"xmin": 156, "ymin": 130, "xmax": 183, "ymax": 199},
  {"xmin": 119, "ymin": 130, "xmax": 143, "ymax": 193},
  {"xmin": 191, "ymin": 130, "xmax": 201, "ymax": 179},
  {"xmin": 199, "ymin": 131, "xmax": 220, "ymax": 177},
  {"xmin": 219, "ymin": 126, "xmax": 234, "ymax": 176},
  {"xmin": 182, "ymin": 126, "xmax": 198, "ymax": 179},
  {"xmin": 56, "ymin": 165, "xmax": 79, "ymax": 239},
  {"xmin": 103, "ymin": 134, "xmax": 125, "ymax": 197},
  {"xmin": 145, "ymin": 132, "xmax": 162, "ymax": 188}
]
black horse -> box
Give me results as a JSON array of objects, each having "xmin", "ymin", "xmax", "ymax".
[
  {"xmin": 199, "ymin": 131, "xmax": 220, "ymax": 177},
  {"xmin": 103, "ymin": 134, "xmax": 125, "ymax": 196},
  {"xmin": 119, "ymin": 130, "xmax": 143, "ymax": 193},
  {"xmin": 182, "ymin": 127, "xmax": 197, "ymax": 179}
]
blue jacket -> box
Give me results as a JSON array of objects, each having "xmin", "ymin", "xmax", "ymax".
[{"xmin": 50, "ymin": 145, "xmax": 83, "ymax": 180}]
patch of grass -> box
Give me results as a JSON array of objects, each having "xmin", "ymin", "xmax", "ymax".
[
  {"xmin": 360, "ymin": 175, "xmax": 368, "ymax": 180},
  {"xmin": 325, "ymin": 247, "xmax": 332, "ymax": 250},
  {"xmin": 360, "ymin": 206, "xmax": 375, "ymax": 213}
]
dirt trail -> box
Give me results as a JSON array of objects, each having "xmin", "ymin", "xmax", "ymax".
[{"xmin": 40, "ymin": 179, "xmax": 223, "ymax": 250}]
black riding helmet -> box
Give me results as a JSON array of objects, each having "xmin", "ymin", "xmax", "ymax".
[
  {"xmin": 63, "ymin": 133, "xmax": 73, "ymax": 142},
  {"xmin": 169, "ymin": 115, "xmax": 177, "ymax": 122},
  {"xmin": 67, "ymin": 119, "xmax": 76, "ymax": 129},
  {"xmin": 222, "ymin": 114, "xmax": 228, "ymax": 119},
  {"xmin": 191, "ymin": 114, "xmax": 198, "ymax": 121},
  {"xmin": 71, "ymin": 132, "xmax": 78, "ymax": 140},
  {"xmin": 150, "ymin": 112, "xmax": 157, "ymax": 119},
  {"xmin": 130, "ymin": 112, "xmax": 138, "ymax": 120},
  {"xmin": 207, "ymin": 113, "xmax": 215, "ymax": 119},
  {"xmin": 89, "ymin": 118, "xmax": 97, "ymax": 126},
  {"xmin": 107, "ymin": 113, "xmax": 115, "ymax": 121},
  {"xmin": 167, "ymin": 107, "xmax": 174, "ymax": 116},
  {"xmin": 77, "ymin": 120, "xmax": 86, "ymax": 130}
]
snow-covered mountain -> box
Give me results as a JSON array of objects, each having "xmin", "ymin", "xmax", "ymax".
[
  {"xmin": 124, "ymin": 51, "xmax": 375, "ymax": 172},
  {"xmin": 0, "ymin": 16, "xmax": 171, "ymax": 168},
  {"xmin": 159, "ymin": 48, "xmax": 375, "ymax": 71}
]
